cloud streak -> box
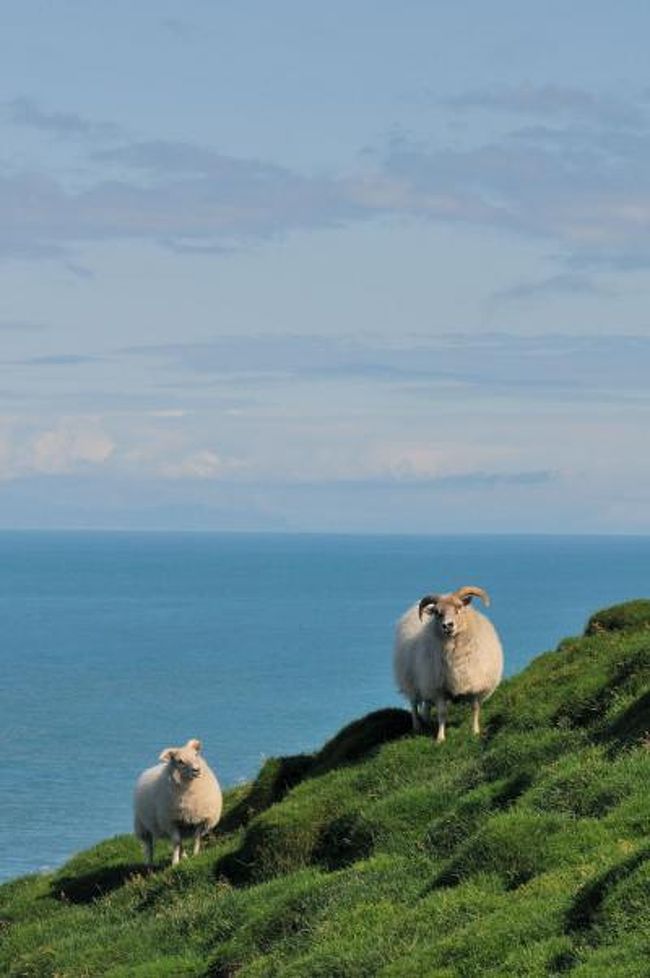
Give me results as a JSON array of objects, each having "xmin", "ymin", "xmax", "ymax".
[
  {"xmin": 491, "ymin": 272, "xmax": 613, "ymax": 304},
  {"xmin": 441, "ymin": 84, "xmax": 645, "ymax": 127},
  {"xmin": 0, "ymin": 150, "xmax": 368, "ymax": 260},
  {"xmin": 4, "ymin": 87, "xmax": 650, "ymax": 273},
  {"xmin": 12, "ymin": 354, "xmax": 100, "ymax": 367},
  {"xmin": 0, "ymin": 320, "xmax": 46, "ymax": 332},
  {"xmin": 4, "ymin": 97, "xmax": 120, "ymax": 140},
  {"xmin": 119, "ymin": 332, "xmax": 650, "ymax": 399},
  {"xmin": 266, "ymin": 469, "xmax": 556, "ymax": 490}
]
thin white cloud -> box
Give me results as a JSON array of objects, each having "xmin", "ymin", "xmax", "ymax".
[
  {"xmin": 30, "ymin": 425, "xmax": 115, "ymax": 474},
  {"xmin": 147, "ymin": 409, "xmax": 189, "ymax": 419},
  {"xmin": 159, "ymin": 449, "xmax": 243, "ymax": 480},
  {"xmin": 0, "ymin": 419, "xmax": 116, "ymax": 480}
]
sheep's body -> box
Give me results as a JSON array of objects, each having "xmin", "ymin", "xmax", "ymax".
[
  {"xmin": 133, "ymin": 739, "xmax": 222, "ymax": 866},
  {"xmin": 394, "ymin": 587, "xmax": 503, "ymax": 742}
]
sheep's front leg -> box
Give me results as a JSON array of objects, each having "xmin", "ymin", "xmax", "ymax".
[
  {"xmin": 192, "ymin": 828, "xmax": 203, "ymax": 857},
  {"xmin": 171, "ymin": 830, "xmax": 183, "ymax": 867},
  {"xmin": 472, "ymin": 697, "xmax": 481, "ymax": 736},
  {"xmin": 435, "ymin": 697, "xmax": 448, "ymax": 743}
]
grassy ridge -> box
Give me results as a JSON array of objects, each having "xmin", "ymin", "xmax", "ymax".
[{"xmin": 2, "ymin": 600, "xmax": 650, "ymax": 977}]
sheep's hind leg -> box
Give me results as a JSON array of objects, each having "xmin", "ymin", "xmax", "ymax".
[
  {"xmin": 410, "ymin": 700, "xmax": 424, "ymax": 733},
  {"xmin": 141, "ymin": 832, "xmax": 154, "ymax": 867},
  {"xmin": 472, "ymin": 697, "xmax": 481, "ymax": 736},
  {"xmin": 435, "ymin": 697, "xmax": 448, "ymax": 743},
  {"xmin": 419, "ymin": 699, "xmax": 433, "ymax": 730}
]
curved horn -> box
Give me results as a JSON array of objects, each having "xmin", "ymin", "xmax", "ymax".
[
  {"xmin": 455, "ymin": 586, "xmax": 490, "ymax": 607},
  {"xmin": 418, "ymin": 594, "xmax": 440, "ymax": 620}
]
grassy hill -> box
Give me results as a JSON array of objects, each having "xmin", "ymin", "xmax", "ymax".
[{"xmin": 2, "ymin": 600, "xmax": 650, "ymax": 977}]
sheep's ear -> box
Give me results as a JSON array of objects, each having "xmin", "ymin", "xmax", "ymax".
[
  {"xmin": 159, "ymin": 748, "xmax": 176, "ymax": 762},
  {"xmin": 187, "ymin": 738, "xmax": 202, "ymax": 753},
  {"xmin": 418, "ymin": 595, "xmax": 439, "ymax": 620}
]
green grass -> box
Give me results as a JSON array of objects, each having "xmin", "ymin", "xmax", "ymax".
[{"xmin": 2, "ymin": 599, "xmax": 650, "ymax": 976}]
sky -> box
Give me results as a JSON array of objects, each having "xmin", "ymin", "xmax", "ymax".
[{"xmin": 2, "ymin": 0, "xmax": 650, "ymax": 533}]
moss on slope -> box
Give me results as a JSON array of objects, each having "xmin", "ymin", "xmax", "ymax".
[{"xmin": 2, "ymin": 599, "xmax": 650, "ymax": 977}]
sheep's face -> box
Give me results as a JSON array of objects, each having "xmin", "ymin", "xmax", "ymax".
[
  {"xmin": 160, "ymin": 739, "xmax": 202, "ymax": 780},
  {"xmin": 422, "ymin": 594, "xmax": 470, "ymax": 638}
]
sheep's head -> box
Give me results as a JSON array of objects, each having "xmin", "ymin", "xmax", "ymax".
[
  {"xmin": 159, "ymin": 738, "xmax": 203, "ymax": 780},
  {"xmin": 418, "ymin": 586, "xmax": 490, "ymax": 638}
]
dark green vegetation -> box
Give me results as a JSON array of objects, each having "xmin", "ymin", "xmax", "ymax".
[{"xmin": 2, "ymin": 600, "xmax": 650, "ymax": 977}]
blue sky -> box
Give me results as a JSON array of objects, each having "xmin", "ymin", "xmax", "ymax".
[{"xmin": 2, "ymin": 0, "xmax": 650, "ymax": 532}]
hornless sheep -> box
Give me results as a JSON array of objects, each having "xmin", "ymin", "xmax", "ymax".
[
  {"xmin": 133, "ymin": 738, "xmax": 223, "ymax": 867},
  {"xmin": 394, "ymin": 585, "xmax": 503, "ymax": 742}
]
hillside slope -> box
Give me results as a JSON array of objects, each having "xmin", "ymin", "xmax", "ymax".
[{"xmin": 2, "ymin": 600, "xmax": 650, "ymax": 977}]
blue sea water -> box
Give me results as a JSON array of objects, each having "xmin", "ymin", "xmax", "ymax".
[{"xmin": 1, "ymin": 531, "xmax": 649, "ymax": 883}]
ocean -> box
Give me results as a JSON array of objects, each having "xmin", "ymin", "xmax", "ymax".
[{"xmin": 1, "ymin": 531, "xmax": 649, "ymax": 883}]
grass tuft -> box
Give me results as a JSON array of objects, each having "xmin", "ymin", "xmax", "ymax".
[{"xmin": 585, "ymin": 598, "xmax": 650, "ymax": 635}]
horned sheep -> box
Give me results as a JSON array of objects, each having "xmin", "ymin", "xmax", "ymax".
[
  {"xmin": 394, "ymin": 585, "xmax": 503, "ymax": 742},
  {"xmin": 133, "ymin": 738, "xmax": 223, "ymax": 866}
]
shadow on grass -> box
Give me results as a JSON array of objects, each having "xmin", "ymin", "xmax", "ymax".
[
  {"xmin": 551, "ymin": 846, "xmax": 650, "ymax": 973},
  {"xmin": 206, "ymin": 958, "xmax": 241, "ymax": 978},
  {"xmin": 53, "ymin": 863, "xmax": 146, "ymax": 904},
  {"xmin": 564, "ymin": 846, "xmax": 650, "ymax": 935},
  {"xmin": 605, "ymin": 689, "xmax": 650, "ymax": 746},
  {"xmin": 216, "ymin": 708, "xmax": 413, "ymax": 840},
  {"xmin": 219, "ymin": 754, "xmax": 313, "ymax": 834},
  {"xmin": 423, "ymin": 770, "xmax": 533, "ymax": 893},
  {"xmin": 310, "ymin": 708, "xmax": 413, "ymax": 777},
  {"xmin": 214, "ymin": 710, "xmax": 412, "ymax": 887},
  {"xmin": 312, "ymin": 811, "xmax": 375, "ymax": 871}
]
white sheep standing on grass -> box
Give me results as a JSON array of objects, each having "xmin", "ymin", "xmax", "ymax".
[
  {"xmin": 394, "ymin": 585, "xmax": 504, "ymax": 743},
  {"xmin": 133, "ymin": 738, "xmax": 223, "ymax": 867}
]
